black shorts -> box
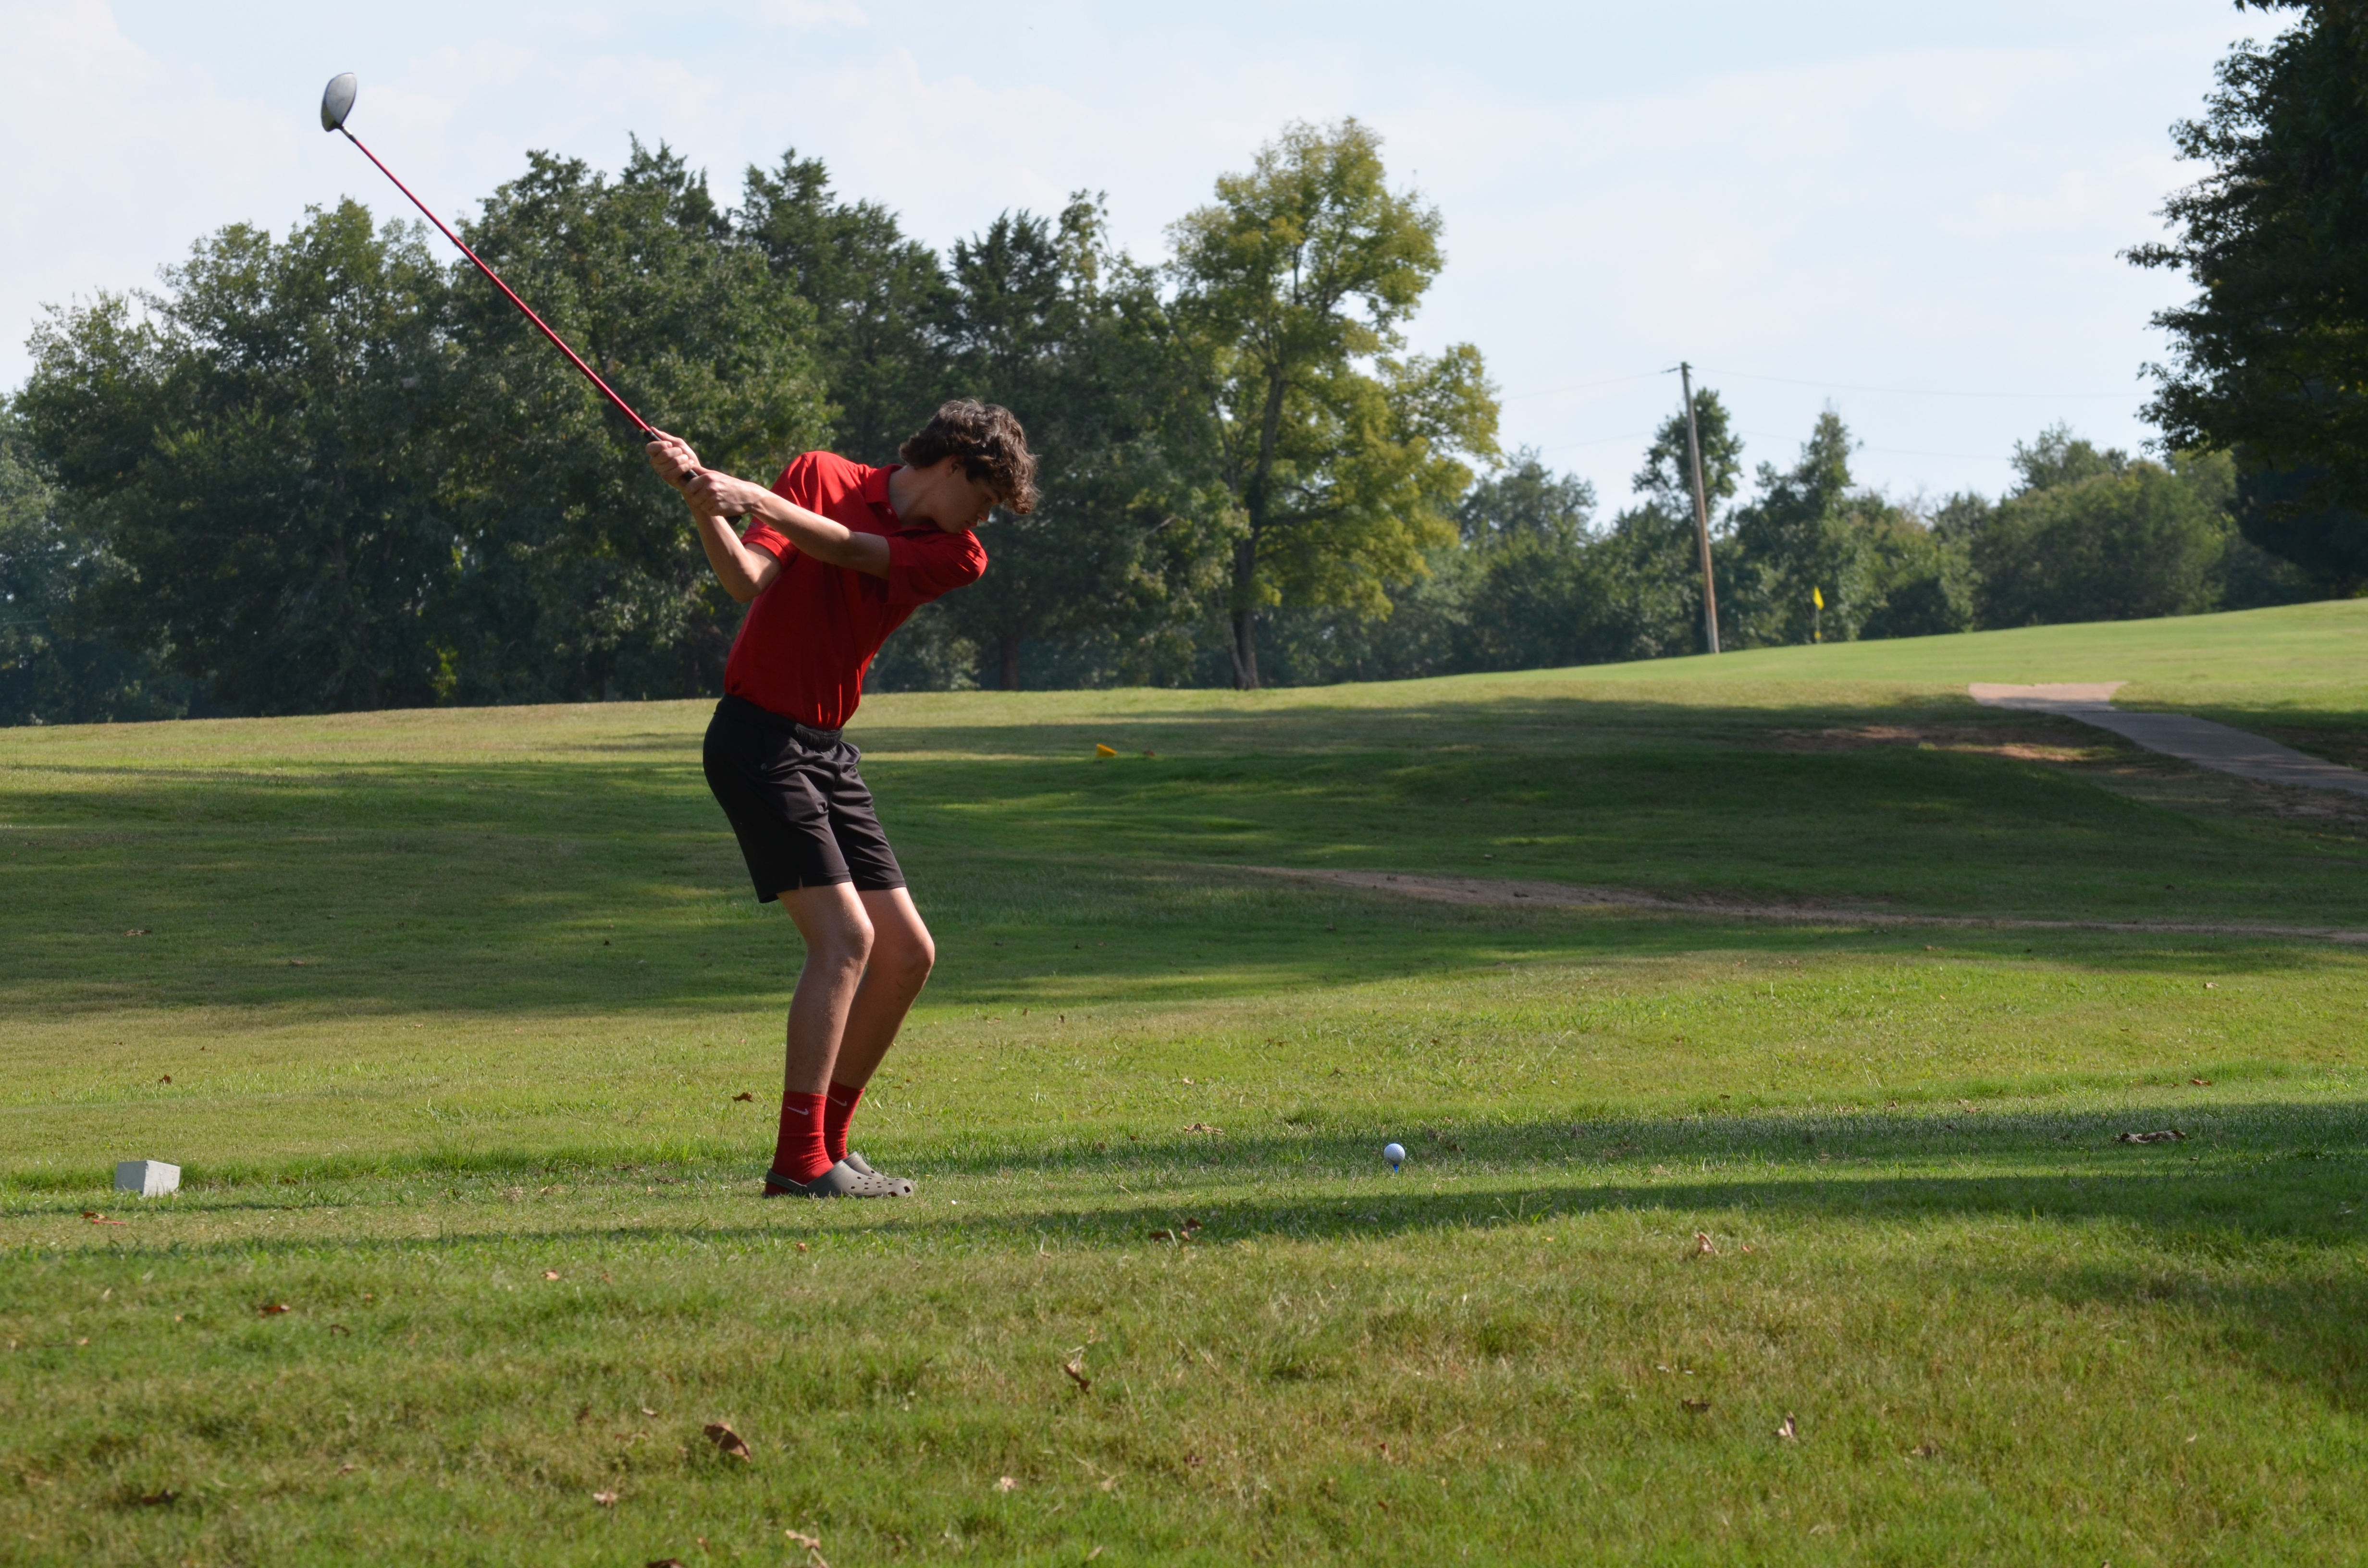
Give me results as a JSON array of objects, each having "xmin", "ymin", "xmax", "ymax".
[{"xmin": 703, "ymin": 695, "xmax": 906, "ymax": 901}]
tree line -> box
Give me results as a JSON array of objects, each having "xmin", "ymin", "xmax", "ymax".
[{"xmin": 0, "ymin": 77, "xmax": 2355, "ymax": 725}]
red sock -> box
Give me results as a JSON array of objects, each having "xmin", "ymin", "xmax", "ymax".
[
  {"xmin": 773, "ymin": 1090, "xmax": 831, "ymax": 1182},
  {"xmin": 824, "ymin": 1081, "xmax": 864, "ymax": 1165}
]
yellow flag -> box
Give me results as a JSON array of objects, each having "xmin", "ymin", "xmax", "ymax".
[{"xmin": 1812, "ymin": 585, "xmax": 1825, "ymax": 609}]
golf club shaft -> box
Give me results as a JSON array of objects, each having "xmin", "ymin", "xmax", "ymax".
[{"xmin": 339, "ymin": 128, "xmax": 656, "ymax": 439}]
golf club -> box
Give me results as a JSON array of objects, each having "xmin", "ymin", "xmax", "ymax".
[{"xmin": 320, "ymin": 72, "xmax": 658, "ymax": 441}]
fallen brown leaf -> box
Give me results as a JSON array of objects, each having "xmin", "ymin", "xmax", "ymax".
[
  {"xmin": 258, "ymin": 1302, "xmax": 290, "ymax": 1316},
  {"xmin": 996, "ymin": 1475, "xmax": 1017, "ymax": 1493},
  {"xmin": 2190, "ymin": 1078, "xmax": 2212, "ymax": 1087},
  {"xmin": 592, "ymin": 1489, "xmax": 618, "ymax": 1507},
  {"xmin": 646, "ymin": 1560, "xmax": 686, "ymax": 1568},
  {"xmin": 1690, "ymin": 1231, "xmax": 1717, "ymax": 1258},
  {"xmin": 1147, "ymin": 1228, "xmax": 1173, "ymax": 1241},
  {"xmin": 1776, "ymin": 1415, "xmax": 1798, "ymax": 1441},
  {"xmin": 125, "ymin": 928, "xmax": 152, "ymax": 937},
  {"xmin": 81, "ymin": 1211, "xmax": 128, "ymax": 1227},
  {"xmin": 731, "ymin": 1091, "xmax": 755, "ymax": 1102},
  {"xmin": 641, "ymin": 1407, "xmax": 657, "ymax": 1417},
  {"xmin": 1182, "ymin": 1122, "xmax": 1223, "ymax": 1135},
  {"xmin": 158, "ymin": 1074, "xmax": 171, "ymax": 1084},
  {"xmin": 1681, "ymin": 1398, "xmax": 1711, "ymax": 1413},
  {"xmin": 543, "ymin": 1270, "xmax": 560, "ymax": 1280},
  {"xmin": 785, "ymin": 1529, "xmax": 823, "ymax": 1550},
  {"xmin": 1063, "ymin": 1358, "xmax": 1092, "ymax": 1393},
  {"xmin": 137, "ymin": 1488, "xmax": 175, "ymax": 1506},
  {"xmin": 703, "ymin": 1421, "xmax": 751, "ymax": 1461},
  {"xmin": 2116, "ymin": 1129, "xmax": 2186, "ymax": 1144},
  {"xmin": 795, "ymin": 1241, "xmax": 809, "ymax": 1254},
  {"xmin": 1182, "ymin": 1216, "xmax": 1203, "ymax": 1234}
]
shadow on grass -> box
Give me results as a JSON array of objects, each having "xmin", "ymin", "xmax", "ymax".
[
  {"xmin": 14, "ymin": 1102, "xmax": 2365, "ymax": 1413},
  {"xmin": 7, "ymin": 689, "xmax": 2368, "ymax": 1022}
]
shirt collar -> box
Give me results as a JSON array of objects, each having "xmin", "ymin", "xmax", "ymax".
[{"xmin": 861, "ymin": 463, "xmax": 903, "ymax": 524}]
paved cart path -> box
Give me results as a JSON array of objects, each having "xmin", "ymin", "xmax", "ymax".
[{"xmin": 1970, "ymin": 681, "xmax": 2368, "ymax": 797}]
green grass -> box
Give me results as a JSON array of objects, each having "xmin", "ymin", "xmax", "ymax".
[{"xmin": 6, "ymin": 599, "xmax": 2368, "ymax": 1564}]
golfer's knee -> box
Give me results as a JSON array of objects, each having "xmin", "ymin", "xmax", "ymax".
[
  {"xmin": 814, "ymin": 918, "xmax": 874, "ymax": 972},
  {"xmin": 898, "ymin": 930, "xmax": 937, "ymax": 985}
]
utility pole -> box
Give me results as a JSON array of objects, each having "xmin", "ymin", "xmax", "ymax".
[{"xmin": 1678, "ymin": 361, "xmax": 1721, "ymax": 654}]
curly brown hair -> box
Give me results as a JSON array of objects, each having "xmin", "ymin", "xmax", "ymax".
[{"xmin": 898, "ymin": 399, "xmax": 1039, "ymax": 515}]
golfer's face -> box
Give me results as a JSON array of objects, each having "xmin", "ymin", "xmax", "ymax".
[{"xmin": 949, "ymin": 476, "xmax": 1001, "ymax": 531}]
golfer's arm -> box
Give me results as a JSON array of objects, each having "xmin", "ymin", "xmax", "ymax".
[
  {"xmin": 743, "ymin": 490, "xmax": 892, "ymax": 579},
  {"xmin": 696, "ymin": 514, "xmax": 782, "ymax": 604}
]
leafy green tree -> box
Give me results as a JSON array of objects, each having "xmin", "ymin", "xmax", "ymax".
[
  {"xmin": 1973, "ymin": 452, "xmax": 2233, "ymax": 627},
  {"xmin": 1632, "ymin": 387, "xmax": 1746, "ymax": 520},
  {"xmin": 0, "ymin": 400, "xmax": 188, "ymax": 724},
  {"xmin": 2129, "ymin": 0, "xmax": 2368, "ymax": 589},
  {"xmin": 17, "ymin": 201, "xmax": 458, "ymax": 713},
  {"xmin": 935, "ymin": 200, "xmax": 1221, "ymax": 689},
  {"xmin": 1169, "ymin": 119, "xmax": 1498, "ymax": 687},
  {"xmin": 1627, "ymin": 389, "xmax": 1744, "ymax": 649},
  {"xmin": 1855, "ymin": 507, "xmax": 1974, "ymax": 640},
  {"xmin": 1458, "ymin": 448, "xmax": 1596, "ymax": 547},
  {"xmin": 437, "ymin": 141, "xmax": 830, "ymax": 702},
  {"xmin": 1727, "ymin": 412, "xmax": 1878, "ymax": 643},
  {"xmin": 735, "ymin": 150, "xmax": 953, "ymax": 464}
]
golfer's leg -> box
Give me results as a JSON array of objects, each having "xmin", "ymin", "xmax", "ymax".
[
  {"xmin": 831, "ymin": 888, "xmax": 936, "ymax": 1090},
  {"xmin": 778, "ymin": 883, "xmax": 874, "ymax": 1093}
]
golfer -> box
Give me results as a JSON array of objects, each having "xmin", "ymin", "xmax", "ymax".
[{"xmin": 646, "ymin": 401, "xmax": 1034, "ymax": 1198}]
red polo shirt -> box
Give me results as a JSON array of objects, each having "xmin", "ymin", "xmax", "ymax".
[{"xmin": 722, "ymin": 452, "xmax": 988, "ymax": 729}]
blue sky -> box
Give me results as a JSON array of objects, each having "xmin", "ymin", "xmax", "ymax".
[{"xmin": 2, "ymin": 0, "xmax": 2273, "ymax": 513}]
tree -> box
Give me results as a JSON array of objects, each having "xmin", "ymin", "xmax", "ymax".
[
  {"xmin": 1632, "ymin": 387, "xmax": 1746, "ymax": 519},
  {"xmin": 1973, "ymin": 456, "xmax": 2232, "ymax": 627},
  {"xmin": 1169, "ymin": 119, "xmax": 1498, "ymax": 687},
  {"xmin": 736, "ymin": 150, "xmax": 953, "ymax": 464},
  {"xmin": 0, "ymin": 400, "xmax": 189, "ymax": 724},
  {"xmin": 1727, "ymin": 411, "xmax": 1875, "ymax": 643},
  {"xmin": 1629, "ymin": 387, "xmax": 1744, "ymax": 649},
  {"xmin": 2129, "ymin": 1, "xmax": 2368, "ymax": 590},
  {"xmin": 17, "ymin": 201, "xmax": 459, "ymax": 713},
  {"xmin": 436, "ymin": 141, "xmax": 830, "ymax": 703},
  {"xmin": 935, "ymin": 200, "xmax": 1217, "ymax": 689}
]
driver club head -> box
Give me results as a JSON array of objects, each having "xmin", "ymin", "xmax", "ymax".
[{"xmin": 321, "ymin": 72, "xmax": 357, "ymax": 133}]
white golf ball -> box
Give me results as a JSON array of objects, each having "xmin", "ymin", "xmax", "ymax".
[{"xmin": 1382, "ymin": 1141, "xmax": 1406, "ymax": 1166}]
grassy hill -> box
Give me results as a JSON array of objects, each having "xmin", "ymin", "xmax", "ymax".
[{"xmin": 4, "ymin": 600, "xmax": 2366, "ymax": 1563}]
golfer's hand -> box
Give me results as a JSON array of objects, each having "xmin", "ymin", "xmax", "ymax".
[
  {"xmin": 644, "ymin": 430, "xmax": 701, "ymax": 490},
  {"xmin": 683, "ymin": 468, "xmax": 768, "ymax": 521}
]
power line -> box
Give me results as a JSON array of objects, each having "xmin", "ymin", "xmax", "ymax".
[
  {"xmin": 1501, "ymin": 366, "xmax": 2146, "ymax": 403},
  {"xmin": 1715, "ymin": 370, "xmax": 2141, "ymax": 401}
]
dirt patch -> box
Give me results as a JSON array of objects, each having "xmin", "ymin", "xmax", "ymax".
[
  {"xmin": 1761, "ymin": 722, "xmax": 2117, "ymax": 767},
  {"xmin": 1239, "ymin": 865, "xmax": 2368, "ymax": 944}
]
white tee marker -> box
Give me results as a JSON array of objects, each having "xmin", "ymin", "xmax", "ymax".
[{"xmin": 115, "ymin": 1160, "xmax": 180, "ymax": 1197}]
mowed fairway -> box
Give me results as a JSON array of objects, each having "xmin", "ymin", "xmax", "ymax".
[{"xmin": 6, "ymin": 599, "xmax": 2368, "ymax": 1565}]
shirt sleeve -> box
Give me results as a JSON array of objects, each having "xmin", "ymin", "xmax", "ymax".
[
  {"xmin": 739, "ymin": 519, "xmax": 791, "ymax": 560},
  {"xmin": 741, "ymin": 452, "xmax": 828, "ymax": 560},
  {"xmin": 885, "ymin": 529, "xmax": 988, "ymax": 606}
]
